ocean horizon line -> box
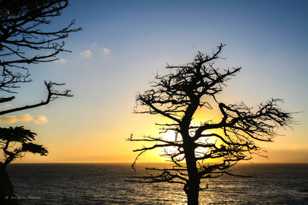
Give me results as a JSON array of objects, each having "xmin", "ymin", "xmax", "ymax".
[{"xmin": 12, "ymin": 162, "xmax": 308, "ymax": 165}]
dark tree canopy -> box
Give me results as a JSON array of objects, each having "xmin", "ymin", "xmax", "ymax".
[
  {"xmin": 129, "ymin": 44, "xmax": 292, "ymax": 204},
  {"xmin": 0, "ymin": 0, "xmax": 77, "ymax": 161},
  {"xmin": 0, "ymin": 126, "xmax": 47, "ymax": 201},
  {"xmin": 0, "ymin": 0, "xmax": 78, "ymax": 110},
  {"xmin": 0, "ymin": 0, "xmax": 80, "ymax": 70},
  {"xmin": 0, "ymin": 0, "xmax": 78, "ymax": 163},
  {"xmin": 0, "ymin": 0, "xmax": 79, "ymax": 201},
  {"xmin": 0, "ymin": 126, "xmax": 47, "ymax": 167}
]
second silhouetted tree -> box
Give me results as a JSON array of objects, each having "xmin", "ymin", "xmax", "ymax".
[{"xmin": 129, "ymin": 44, "xmax": 292, "ymax": 205}]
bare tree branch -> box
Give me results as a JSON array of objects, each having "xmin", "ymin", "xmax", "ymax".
[
  {"xmin": 0, "ymin": 81, "xmax": 72, "ymax": 116},
  {"xmin": 130, "ymin": 45, "xmax": 292, "ymax": 204}
]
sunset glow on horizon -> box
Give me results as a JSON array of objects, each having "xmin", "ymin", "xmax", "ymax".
[{"xmin": 1, "ymin": 0, "xmax": 307, "ymax": 164}]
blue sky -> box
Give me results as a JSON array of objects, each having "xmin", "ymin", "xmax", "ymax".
[{"xmin": 3, "ymin": 0, "xmax": 308, "ymax": 163}]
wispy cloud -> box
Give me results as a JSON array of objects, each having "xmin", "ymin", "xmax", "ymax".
[
  {"xmin": 80, "ymin": 47, "xmax": 111, "ymax": 60},
  {"xmin": 0, "ymin": 114, "xmax": 48, "ymax": 125},
  {"xmin": 80, "ymin": 49, "xmax": 93, "ymax": 60},
  {"xmin": 54, "ymin": 58, "xmax": 67, "ymax": 64},
  {"xmin": 102, "ymin": 47, "xmax": 111, "ymax": 56},
  {"xmin": 33, "ymin": 115, "xmax": 48, "ymax": 125}
]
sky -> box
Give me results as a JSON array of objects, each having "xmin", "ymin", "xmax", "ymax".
[{"xmin": 1, "ymin": 0, "xmax": 308, "ymax": 163}]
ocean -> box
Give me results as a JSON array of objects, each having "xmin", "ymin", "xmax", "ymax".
[{"xmin": 7, "ymin": 163, "xmax": 308, "ymax": 205}]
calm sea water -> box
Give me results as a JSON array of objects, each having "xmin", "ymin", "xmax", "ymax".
[{"xmin": 7, "ymin": 163, "xmax": 308, "ymax": 205}]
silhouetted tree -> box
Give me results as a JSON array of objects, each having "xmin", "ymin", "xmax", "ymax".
[
  {"xmin": 0, "ymin": 126, "xmax": 47, "ymax": 200},
  {"xmin": 0, "ymin": 0, "xmax": 79, "ymax": 201},
  {"xmin": 0, "ymin": 0, "xmax": 80, "ymax": 70},
  {"xmin": 129, "ymin": 44, "xmax": 292, "ymax": 204},
  {"xmin": 0, "ymin": 0, "xmax": 79, "ymax": 106}
]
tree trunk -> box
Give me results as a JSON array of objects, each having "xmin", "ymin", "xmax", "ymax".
[
  {"xmin": 186, "ymin": 178, "xmax": 200, "ymax": 205},
  {"xmin": 183, "ymin": 136, "xmax": 200, "ymax": 205},
  {"xmin": 0, "ymin": 164, "xmax": 14, "ymax": 200}
]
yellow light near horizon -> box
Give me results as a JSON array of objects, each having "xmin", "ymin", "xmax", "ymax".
[{"xmin": 162, "ymin": 130, "xmax": 180, "ymax": 156}]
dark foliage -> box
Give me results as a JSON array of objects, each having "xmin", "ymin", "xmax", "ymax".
[
  {"xmin": 0, "ymin": 0, "xmax": 78, "ymax": 113},
  {"xmin": 0, "ymin": 0, "xmax": 79, "ymax": 201},
  {"xmin": 0, "ymin": 126, "xmax": 47, "ymax": 167}
]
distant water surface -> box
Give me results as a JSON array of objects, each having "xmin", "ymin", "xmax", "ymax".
[{"xmin": 8, "ymin": 163, "xmax": 308, "ymax": 205}]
